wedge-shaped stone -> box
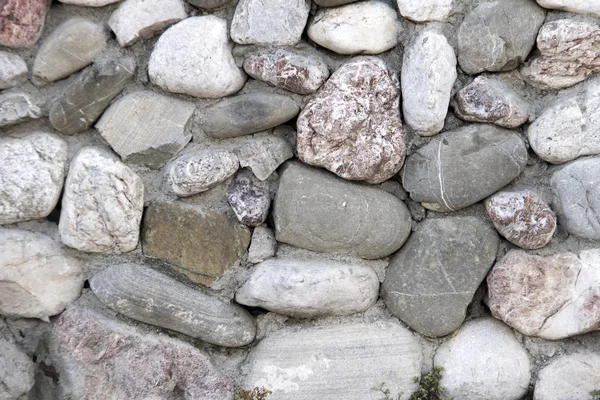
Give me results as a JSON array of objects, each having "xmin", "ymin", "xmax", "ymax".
[
  {"xmin": 227, "ymin": 170, "xmax": 271, "ymax": 227},
  {"xmin": 247, "ymin": 226, "xmax": 277, "ymax": 264},
  {"xmin": 0, "ymin": 51, "xmax": 27, "ymax": 89},
  {"xmin": 534, "ymin": 353, "xmax": 600, "ymax": 400},
  {"xmin": 234, "ymin": 135, "xmax": 293, "ymax": 180},
  {"xmin": 0, "ymin": 92, "xmax": 42, "ymax": 128}
]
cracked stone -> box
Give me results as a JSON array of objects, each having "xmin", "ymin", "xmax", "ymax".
[
  {"xmin": 227, "ymin": 170, "xmax": 271, "ymax": 227},
  {"xmin": 534, "ymin": 353, "xmax": 600, "ymax": 400},
  {"xmin": 0, "ymin": 51, "xmax": 27, "ymax": 89},
  {"xmin": 0, "ymin": 0, "xmax": 48, "ymax": 48},
  {"xmin": 535, "ymin": 0, "xmax": 600, "ymax": 17},
  {"xmin": 0, "ymin": 92, "xmax": 42, "ymax": 128},
  {"xmin": 397, "ymin": 0, "xmax": 453, "ymax": 22},
  {"xmin": 247, "ymin": 226, "xmax": 277, "ymax": 264},
  {"xmin": 234, "ymin": 135, "xmax": 294, "ymax": 180}
]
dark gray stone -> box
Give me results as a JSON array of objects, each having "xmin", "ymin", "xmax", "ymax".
[
  {"xmin": 0, "ymin": 92, "xmax": 42, "ymax": 128},
  {"xmin": 227, "ymin": 170, "xmax": 271, "ymax": 227},
  {"xmin": 313, "ymin": 0, "xmax": 357, "ymax": 6}
]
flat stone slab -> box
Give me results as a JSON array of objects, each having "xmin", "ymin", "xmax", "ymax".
[
  {"xmin": 247, "ymin": 226, "xmax": 277, "ymax": 264},
  {"xmin": 234, "ymin": 135, "xmax": 294, "ymax": 180},
  {"xmin": 0, "ymin": 0, "xmax": 48, "ymax": 48},
  {"xmin": 534, "ymin": 353, "xmax": 600, "ymax": 400},
  {"xmin": 0, "ymin": 92, "xmax": 42, "ymax": 128},
  {"xmin": 0, "ymin": 51, "xmax": 28, "ymax": 89}
]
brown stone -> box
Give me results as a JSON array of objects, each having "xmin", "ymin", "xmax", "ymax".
[
  {"xmin": 0, "ymin": 0, "xmax": 48, "ymax": 48},
  {"xmin": 142, "ymin": 202, "xmax": 251, "ymax": 285}
]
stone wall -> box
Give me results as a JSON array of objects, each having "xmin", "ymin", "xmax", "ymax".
[{"xmin": 1, "ymin": 0, "xmax": 600, "ymax": 399}]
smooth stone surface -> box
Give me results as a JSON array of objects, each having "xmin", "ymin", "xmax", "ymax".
[
  {"xmin": 109, "ymin": 0, "xmax": 186, "ymax": 47},
  {"xmin": 403, "ymin": 124, "xmax": 528, "ymax": 212},
  {"xmin": 187, "ymin": 0, "xmax": 234, "ymax": 9},
  {"xmin": 0, "ymin": 51, "xmax": 27, "ymax": 89},
  {"xmin": 58, "ymin": 0, "xmax": 120, "ymax": 6},
  {"xmin": 453, "ymin": 76, "xmax": 531, "ymax": 128},
  {"xmin": 234, "ymin": 135, "xmax": 294, "ymax": 180},
  {"xmin": 236, "ymin": 258, "xmax": 379, "ymax": 318},
  {"xmin": 0, "ymin": 229, "xmax": 84, "ymax": 320},
  {"xmin": 307, "ymin": 1, "xmax": 400, "ymax": 55},
  {"xmin": 551, "ymin": 157, "xmax": 600, "ymax": 240},
  {"xmin": 0, "ymin": 92, "xmax": 42, "ymax": 128},
  {"xmin": 487, "ymin": 249, "xmax": 600, "ymax": 339},
  {"xmin": 231, "ymin": 0, "xmax": 309, "ymax": 46},
  {"xmin": 149, "ymin": 16, "xmax": 246, "ymax": 98},
  {"xmin": 434, "ymin": 318, "xmax": 531, "ymax": 400},
  {"xmin": 142, "ymin": 202, "xmax": 251, "ymax": 286},
  {"xmin": 243, "ymin": 49, "xmax": 330, "ymax": 95},
  {"xmin": 0, "ymin": 0, "xmax": 48, "ymax": 48},
  {"xmin": 273, "ymin": 162, "xmax": 412, "ymax": 259},
  {"xmin": 485, "ymin": 190, "xmax": 556, "ymax": 249},
  {"xmin": 536, "ymin": 0, "xmax": 600, "ymax": 16},
  {"xmin": 50, "ymin": 57, "xmax": 135, "ymax": 135},
  {"xmin": 397, "ymin": 0, "xmax": 453, "ymax": 22},
  {"xmin": 457, "ymin": 0, "xmax": 546, "ymax": 74},
  {"xmin": 402, "ymin": 29, "xmax": 457, "ymax": 136},
  {"xmin": 59, "ymin": 147, "xmax": 144, "ymax": 254},
  {"xmin": 50, "ymin": 305, "xmax": 234, "ymax": 399},
  {"xmin": 0, "ymin": 329, "xmax": 35, "ymax": 400},
  {"xmin": 247, "ymin": 226, "xmax": 277, "ymax": 264},
  {"xmin": 242, "ymin": 322, "xmax": 422, "ymax": 400},
  {"xmin": 203, "ymin": 92, "xmax": 299, "ymax": 139},
  {"xmin": 534, "ymin": 353, "xmax": 600, "ymax": 400},
  {"xmin": 33, "ymin": 17, "xmax": 107, "ymax": 83},
  {"xmin": 0, "ymin": 132, "xmax": 67, "ymax": 225},
  {"xmin": 227, "ymin": 170, "xmax": 271, "ymax": 227},
  {"xmin": 96, "ymin": 90, "xmax": 194, "ymax": 168},
  {"xmin": 297, "ymin": 57, "xmax": 405, "ymax": 184},
  {"xmin": 382, "ymin": 217, "xmax": 499, "ymax": 337},
  {"xmin": 91, "ymin": 264, "xmax": 256, "ymax": 347}
]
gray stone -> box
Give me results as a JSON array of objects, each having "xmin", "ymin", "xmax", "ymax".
[
  {"xmin": 457, "ymin": 0, "xmax": 545, "ymax": 74},
  {"xmin": 0, "ymin": 229, "xmax": 84, "ymax": 321},
  {"xmin": 96, "ymin": 90, "xmax": 194, "ymax": 168},
  {"xmin": 382, "ymin": 217, "xmax": 499, "ymax": 337},
  {"xmin": 273, "ymin": 162, "xmax": 412, "ymax": 259},
  {"xmin": 307, "ymin": 1, "xmax": 400, "ymax": 55},
  {"xmin": 402, "ymin": 124, "xmax": 528, "ymax": 212},
  {"xmin": 0, "ymin": 51, "xmax": 27, "ymax": 89},
  {"xmin": 231, "ymin": 0, "xmax": 310, "ymax": 46},
  {"xmin": 397, "ymin": 0, "xmax": 453, "ymax": 22},
  {"xmin": 59, "ymin": 147, "xmax": 144, "ymax": 254},
  {"xmin": 58, "ymin": 0, "xmax": 120, "ymax": 6},
  {"xmin": 32, "ymin": 17, "xmax": 107, "ymax": 83},
  {"xmin": 0, "ymin": 92, "xmax": 42, "ymax": 128},
  {"xmin": 0, "ymin": 132, "xmax": 67, "ymax": 225},
  {"xmin": 49, "ymin": 57, "xmax": 136, "ymax": 135},
  {"xmin": 109, "ymin": 0, "xmax": 186, "ymax": 47},
  {"xmin": 434, "ymin": 318, "xmax": 531, "ymax": 400},
  {"xmin": 314, "ymin": 0, "xmax": 358, "ymax": 6},
  {"xmin": 535, "ymin": 0, "xmax": 600, "ymax": 17},
  {"xmin": 227, "ymin": 170, "xmax": 271, "ymax": 227},
  {"xmin": 234, "ymin": 135, "xmax": 294, "ymax": 180},
  {"xmin": 187, "ymin": 0, "xmax": 234, "ymax": 9},
  {"xmin": 0, "ymin": 329, "xmax": 34, "ymax": 400},
  {"xmin": 0, "ymin": 0, "xmax": 48, "ymax": 48},
  {"xmin": 297, "ymin": 57, "xmax": 405, "ymax": 184},
  {"xmin": 203, "ymin": 92, "xmax": 299, "ymax": 139},
  {"xmin": 236, "ymin": 257, "xmax": 379, "ymax": 318},
  {"xmin": 247, "ymin": 226, "xmax": 277, "ymax": 264},
  {"xmin": 149, "ymin": 16, "xmax": 246, "ymax": 98},
  {"xmin": 534, "ymin": 353, "xmax": 600, "ymax": 400},
  {"xmin": 402, "ymin": 29, "xmax": 457, "ymax": 136}
]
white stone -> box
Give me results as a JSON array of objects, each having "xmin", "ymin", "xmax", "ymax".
[
  {"xmin": 148, "ymin": 16, "xmax": 246, "ymax": 98},
  {"xmin": 247, "ymin": 226, "xmax": 277, "ymax": 264},
  {"xmin": 402, "ymin": 29, "xmax": 457, "ymax": 136},
  {"xmin": 434, "ymin": 318, "xmax": 531, "ymax": 400},
  {"xmin": 0, "ymin": 229, "xmax": 84, "ymax": 321},
  {"xmin": 59, "ymin": 147, "xmax": 144, "ymax": 254},
  {"xmin": 397, "ymin": 0, "xmax": 453, "ymax": 22},
  {"xmin": 235, "ymin": 136, "xmax": 293, "ymax": 180},
  {"xmin": 536, "ymin": 0, "xmax": 600, "ymax": 16},
  {"xmin": 58, "ymin": 0, "xmax": 121, "ymax": 6},
  {"xmin": 534, "ymin": 353, "xmax": 600, "ymax": 400},
  {"xmin": 0, "ymin": 51, "xmax": 27, "ymax": 89},
  {"xmin": 0, "ymin": 133, "xmax": 67, "ymax": 225},
  {"xmin": 307, "ymin": 1, "xmax": 400, "ymax": 55},
  {"xmin": 0, "ymin": 330, "xmax": 35, "ymax": 400}
]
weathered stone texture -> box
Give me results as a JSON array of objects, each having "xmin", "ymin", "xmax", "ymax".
[
  {"xmin": 535, "ymin": 0, "xmax": 600, "ymax": 17},
  {"xmin": 0, "ymin": 0, "xmax": 48, "ymax": 48},
  {"xmin": 227, "ymin": 170, "xmax": 271, "ymax": 227},
  {"xmin": 397, "ymin": 0, "xmax": 453, "ymax": 22},
  {"xmin": 247, "ymin": 226, "xmax": 277, "ymax": 264},
  {"xmin": 534, "ymin": 353, "xmax": 600, "ymax": 400},
  {"xmin": 235, "ymin": 135, "xmax": 294, "ymax": 180},
  {"xmin": 0, "ymin": 51, "xmax": 27, "ymax": 89},
  {"xmin": 58, "ymin": 0, "xmax": 120, "ymax": 6},
  {"xmin": 0, "ymin": 92, "xmax": 42, "ymax": 128},
  {"xmin": 0, "ymin": 329, "xmax": 35, "ymax": 400}
]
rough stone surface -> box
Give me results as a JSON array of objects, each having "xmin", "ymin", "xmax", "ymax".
[
  {"xmin": 165, "ymin": 149, "xmax": 239, "ymax": 197},
  {"xmin": 403, "ymin": 124, "xmax": 528, "ymax": 212},
  {"xmin": 0, "ymin": 92, "xmax": 42, "ymax": 128},
  {"xmin": 234, "ymin": 135, "xmax": 294, "ymax": 180},
  {"xmin": 551, "ymin": 157, "xmax": 600, "ymax": 240},
  {"xmin": 535, "ymin": 0, "xmax": 600, "ymax": 17},
  {"xmin": 397, "ymin": 0, "xmax": 453, "ymax": 22},
  {"xmin": 0, "ymin": 51, "xmax": 27, "ymax": 89},
  {"xmin": 243, "ymin": 49, "xmax": 330, "ymax": 95},
  {"xmin": 187, "ymin": 0, "xmax": 233, "ymax": 9},
  {"xmin": 32, "ymin": 17, "xmax": 107, "ymax": 83},
  {"xmin": 59, "ymin": 147, "xmax": 144, "ymax": 254},
  {"xmin": 434, "ymin": 318, "xmax": 531, "ymax": 400},
  {"xmin": 142, "ymin": 202, "xmax": 251, "ymax": 286},
  {"xmin": 0, "ymin": 229, "xmax": 84, "ymax": 320},
  {"xmin": 96, "ymin": 90, "xmax": 194, "ymax": 168},
  {"xmin": 231, "ymin": 0, "xmax": 310, "ymax": 46},
  {"xmin": 91, "ymin": 264, "xmax": 256, "ymax": 347},
  {"xmin": 149, "ymin": 16, "xmax": 246, "ymax": 98},
  {"xmin": 452, "ymin": 76, "xmax": 531, "ymax": 128},
  {"xmin": 487, "ymin": 249, "xmax": 600, "ymax": 339},
  {"xmin": 522, "ymin": 19, "xmax": 600, "ymax": 90},
  {"xmin": 307, "ymin": 2, "xmax": 400, "ymax": 55},
  {"xmin": 313, "ymin": 0, "xmax": 357, "ymax": 6},
  {"xmin": 402, "ymin": 29, "xmax": 457, "ymax": 136},
  {"xmin": 382, "ymin": 217, "xmax": 499, "ymax": 337},
  {"xmin": 58, "ymin": 0, "xmax": 120, "ymax": 6},
  {"xmin": 485, "ymin": 190, "xmax": 556, "ymax": 249},
  {"xmin": 202, "ymin": 92, "xmax": 299, "ymax": 139},
  {"xmin": 297, "ymin": 57, "xmax": 405, "ymax": 184},
  {"xmin": 50, "ymin": 305, "xmax": 234, "ymax": 400},
  {"xmin": 0, "ymin": 329, "xmax": 35, "ymax": 400},
  {"xmin": 0, "ymin": 132, "xmax": 67, "ymax": 225},
  {"xmin": 457, "ymin": 0, "xmax": 546, "ymax": 74},
  {"xmin": 242, "ymin": 322, "xmax": 422, "ymax": 400},
  {"xmin": 534, "ymin": 353, "xmax": 600, "ymax": 400},
  {"xmin": 227, "ymin": 170, "xmax": 271, "ymax": 227},
  {"xmin": 273, "ymin": 162, "xmax": 412, "ymax": 259},
  {"xmin": 50, "ymin": 57, "xmax": 136, "ymax": 135},
  {"xmin": 109, "ymin": 0, "xmax": 186, "ymax": 47},
  {"xmin": 247, "ymin": 226, "xmax": 277, "ymax": 264},
  {"xmin": 0, "ymin": 0, "xmax": 48, "ymax": 48},
  {"xmin": 236, "ymin": 258, "xmax": 379, "ymax": 318}
]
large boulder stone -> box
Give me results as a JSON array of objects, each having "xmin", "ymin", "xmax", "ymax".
[
  {"xmin": 0, "ymin": 132, "xmax": 67, "ymax": 225},
  {"xmin": 297, "ymin": 57, "xmax": 405, "ymax": 184},
  {"xmin": 457, "ymin": 0, "xmax": 545, "ymax": 74},
  {"xmin": 273, "ymin": 162, "xmax": 412, "ymax": 259},
  {"xmin": 0, "ymin": 328, "xmax": 35, "ymax": 400},
  {"xmin": 0, "ymin": 0, "xmax": 48, "ymax": 48},
  {"xmin": 59, "ymin": 147, "xmax": 144, "ymax": 254},
  {"xmin": 241, "ymin": 322, "xmax": 422, "ymax": 400},
  {"xmin": 0, "ymin": 229, "xmax": 84, "ymax": 321},
  {"xmin": 534, "ymin": 353, "xmax": 600, "ymax": 400},
  {"xmin": 382, "ymin": 217, "xmax": 499, "ymax": 337},
  {"xmin": 401, "ymin": 29, "xmax": 457, "ymax": 136},
  {"xmin": 397, "ymin": 0, "xmax": 453, "ymax": 22},
  {"xmin": 0, "ymin": 51, "xmax": 27, "ymax": 89},
  {"xmin": 535, "ymin": 0, "xmax": 600, "ymax": 17},
  {"xmin": 149, "ymin": 16, "xmax": 246, "ymax": 98},
  {"xmin": 402, "ymin": 124, "xmax": 528, "ymax": 212},
  {"xmin": 0, "ymin": 92, "xmax": 42, "ymax": 128}
]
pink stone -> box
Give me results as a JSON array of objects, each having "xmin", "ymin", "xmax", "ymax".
[{"xmin": 0, "ymin": 0, "xmax": 49, "ymax": 48}]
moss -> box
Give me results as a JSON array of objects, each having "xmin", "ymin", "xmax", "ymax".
[
  {"xmin": 410, "ymin": 367, "xmax": 451, "ymax": 400},
  {"xmin": 591, "ymin": 389, "xmax": 600, "ymax": 400}
]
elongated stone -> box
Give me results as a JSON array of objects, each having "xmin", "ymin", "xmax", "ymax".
[
  {"xmin": 91, "ymin": 264, "xmax": 256, "ymax": 347},
  {"xmin": 234, "ymin": 135, "xmax": 293, "ymax": 180},
  {"xmin": 0, "ymin": 51, "xmax": 27, "ymax": 89},
  {"xmin": 0, "ymin": 92, "xmax": 42, "ymax": 128},
  {"xmin": 58, "ymin": 0, "xmax": 120, "ymax": 6},
  {"xmin": 397, "ymin": 0, "xmax": 453, "ymax": 22},
  {"xmin": 0, "ymin": 0, "xmax": 48, "ymax": 48},
  {"xmin": 247, "ymin": 226, "xmax": 276, "ymax": 264}
]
